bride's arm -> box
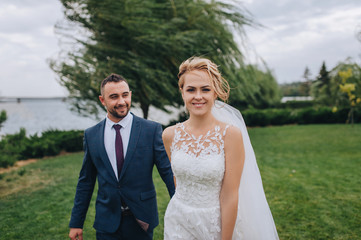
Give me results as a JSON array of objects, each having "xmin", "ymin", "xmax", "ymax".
[
  {"xmin": 220, "ymin": 126, "xmax": 245, "ymax": 240},
  {"xmin": 162, "ymin": 126, "xmax": 176, "ymax": 187}
]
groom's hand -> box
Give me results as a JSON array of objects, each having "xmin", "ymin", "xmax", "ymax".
[{"xmin": 69, "ymin": 228, "xmax": 83, "ymax": 240}]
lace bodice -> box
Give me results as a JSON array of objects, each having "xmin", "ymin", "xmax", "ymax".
[
  {"xmin": 164, "ymin": 102, "xmax": 279, "ymax": 240},
  {"xmin": 170, "ymin": 123, "xmax": 229, "ymax": 207}
]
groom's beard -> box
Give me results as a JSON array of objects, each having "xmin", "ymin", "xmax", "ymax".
[{"xmin": 109, "ymin": 103, "xmax": 130, "ymax": 120}]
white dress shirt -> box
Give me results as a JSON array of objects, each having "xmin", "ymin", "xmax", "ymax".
[{"xmin": 104, "ymin": 112, "xmax": 133, "ymax": 179}]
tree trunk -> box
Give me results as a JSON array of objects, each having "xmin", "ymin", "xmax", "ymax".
[
  {"xmin": 346, "ymin": 108, "xmax": 354, "ymax": 126},
  {"xmin": 141, "ymin": 102, "xmax": 149, "ymax": 119}
]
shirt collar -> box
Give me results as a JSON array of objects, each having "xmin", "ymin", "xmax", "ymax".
[{"xmin": 105, "ymin": 112, "xmax": 133, "ymax": 129}]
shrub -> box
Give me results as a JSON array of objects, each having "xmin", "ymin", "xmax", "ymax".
[
  {"xmin": 58, "ymin": 130, "xmax": 84, "ymax": 152},
  {"xmin": 241, "ymin": 107, "xmax": 361, "ymax": 127},
  {"xmin": 295, "ymin": 107, "xmax": 361, "ymax": 124},
  {"xmin": 278, "ymin": 100, "xmax": 315, "ymax": 109},
  {"xmin": 0, "ymin": 154, "xmax": 17, "ymax": 168},
  {"xmin": 242, "ymin": 108, "xmax": 297, "ymax": 127},
  {"xmin": 0, "ymin": 129, "xmax": 84, "ymax": 168},
  {"xmin": 40, "ymin": 129, "xmax": 83, "ymax": 153},
  {"xmin": 0, "ymin": 110, "xmax": 7, "ymax": 131},
  {"xmin": 0, "ymin": 128, "xmax": 28, "ymax": 161},
  {"xmin": 295, "ymin": 108, "xmax": 326, "ymax": 124},
  {"xmin": 21, "ymin": 134, "xmax": 60, "ymax": 159},
  {"xmin": 242, "ymin": 109, "xmax": 270, "ymax": 127},
  {"xmin": 268, "ymin": 109, "xmax": 296, "ymax": 125}
]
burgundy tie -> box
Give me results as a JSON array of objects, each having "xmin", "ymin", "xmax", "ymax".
[{"xmin": 113, "ymin": 124, "xmax": 124, "ymax": 178}]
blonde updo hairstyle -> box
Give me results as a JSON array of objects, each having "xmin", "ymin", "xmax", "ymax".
[{"xmin": 178, "ymin": 57, "xmax": 230, "ymax": 102}]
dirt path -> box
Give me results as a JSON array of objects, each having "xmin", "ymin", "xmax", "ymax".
[
  {"xmin": 0, "ymin": 151, "xmax": 76, "ymax": 174},
  {"xmin": 0, "ymin": 159, "xmax": 39, "ymax": 174}
]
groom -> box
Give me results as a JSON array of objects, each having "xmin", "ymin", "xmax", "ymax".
[{"xmin": 69, "ymin": 74, "xmax": 175, "ymax": 240}]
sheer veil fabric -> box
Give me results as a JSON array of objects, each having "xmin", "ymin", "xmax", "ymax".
[{"xmin": 212, "ymin": 101, "xmax": 279, "ymax": 239}]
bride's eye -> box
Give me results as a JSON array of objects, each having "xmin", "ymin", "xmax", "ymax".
[{"xmin": 186, "ymin": 88, "xmax": 195, "ymax": 92}]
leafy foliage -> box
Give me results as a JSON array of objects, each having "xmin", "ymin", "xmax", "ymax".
[
  {"xmin": 280, "ymin": 81, "xmax": 312, "ymax": 96},
  {"xmin": 278, "ymin": 100, "xmax": 315, "ymax": 109},
  {"xmin": 241, "ymin": 107, "xmax": 361, "ymax": 127},
  {"xmin": 334, "ymin": 66, "xmax": 361, "ymax": 124},
  {"xmin": 310, "ymin": 59, "xmax": 361, "ymax": 110},
  {"xmin": 311, "ymin": 61, "xmax": 332, "ymax": 105},
  {"xmin": 0, "ymin": 129, "xmax": 84, "ymax": 168},
  {"xmin": 0, "ymin": 110, "xmax": 7, "ymax": 131},
  {"xmin": 50, "ymin": 0, "xmax": 279, "ymax": 118},
  {"xmin": 231, "ymin": 64, "xmax": 281, "ymax": 109},
  {"xmin": 0, "ymin": 128, "xmax": 27, "ymax": 167}
]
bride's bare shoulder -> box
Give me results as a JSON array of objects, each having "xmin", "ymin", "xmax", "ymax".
[
  {"xmin": 216, "ymin": 121, "xmax": 241, "ymax": 137},
  {"xmin": 224, "ymin": 125, "xmax": 243, "ymax": 142},
  {"xmin": 223, "ymin": 125, "xmax": 244, "ymax": 159},
  {"xmin": 162, "ymin": 124, "xmax": 178, "ymax": 143}
]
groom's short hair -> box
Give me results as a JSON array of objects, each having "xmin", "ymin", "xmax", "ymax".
[{"xmin": 100, "ymin": 73, "xmax": 129, "ymax": 95}]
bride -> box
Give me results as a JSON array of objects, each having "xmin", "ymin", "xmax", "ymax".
[{"xmin": 162, "ymin": 57, "xmax": 279, "ymax": 239}]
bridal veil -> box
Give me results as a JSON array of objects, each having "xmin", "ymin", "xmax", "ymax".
[{"xmin": 212, "ymin": 100, "xmax": 279, "ymax": 239}]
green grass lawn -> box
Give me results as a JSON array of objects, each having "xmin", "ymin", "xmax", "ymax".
[{"xmin": 0, "ymin": 124, "xmax": 360, "ymax": 239}]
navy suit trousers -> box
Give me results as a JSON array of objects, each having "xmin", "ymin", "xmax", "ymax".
[{"xmin": 96, "ymin": 214, "xmax": 153, "ymax": 240}]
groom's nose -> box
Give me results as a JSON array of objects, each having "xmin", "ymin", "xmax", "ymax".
[{"xmin": 117, "ymin": 97, "xmax": 126, "ymax": 105}]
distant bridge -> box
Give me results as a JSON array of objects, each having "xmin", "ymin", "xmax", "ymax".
[{"xmin": 0, "ymin": 97, "xmax": 67, "ymax": 103}]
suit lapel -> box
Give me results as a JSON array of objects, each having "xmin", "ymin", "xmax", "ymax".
[
  {"xmin": 119, "ymin": 114, "xmax": 141, "ymax": 181},
  {"xmin": 97, "ymin": 119, "xmax": 118, "ymax": 183}
]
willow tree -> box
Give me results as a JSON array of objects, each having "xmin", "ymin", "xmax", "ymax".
[
  {"xmin": 50, "ymin": 0, "xmax": 256, "ymax": 118},
  {"xmin": 238, "ymin": 65, "xmax": 281, "ymax": 109}
]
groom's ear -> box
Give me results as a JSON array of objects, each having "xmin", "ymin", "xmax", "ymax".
[{"xmin": 99, "ymin": 95, "xmax": 105, "ymax": 106}]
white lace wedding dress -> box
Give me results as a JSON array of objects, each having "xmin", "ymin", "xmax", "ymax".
[
  {"xmin": 164, "ymin": 123, "xmax": 228, "ymax": 239},
  {"xmin": 164, "ymin": 102, "xmax": 279, "ymax": 240}
]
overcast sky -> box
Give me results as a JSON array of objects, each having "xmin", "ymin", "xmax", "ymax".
[{"xmin": 0, "ymin": 0, "xmax": 360, "ymax": 97}]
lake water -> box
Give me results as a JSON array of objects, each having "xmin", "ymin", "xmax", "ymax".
[{"xmin": 0, "ymin": 98, "xmax": 181, "ymax": 136}]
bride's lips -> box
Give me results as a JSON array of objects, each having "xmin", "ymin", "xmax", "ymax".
[{"xmin": 192, "ymin": 102, "xmax": 206, "ymax": 107}]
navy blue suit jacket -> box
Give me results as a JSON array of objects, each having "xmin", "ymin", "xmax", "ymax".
[{"xmin": 69, "ymin": 114, "xmax": 175, "ymax": 233}]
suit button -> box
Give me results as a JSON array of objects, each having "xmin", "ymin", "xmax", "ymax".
[{"xmin": 117, "ymin": 185, "xmax": 121, "ymax": 189}]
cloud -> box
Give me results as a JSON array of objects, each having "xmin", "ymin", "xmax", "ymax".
[
  {"xmin": 0, "ymin": 0, "xmax": 65, "ymax": 97},
  {"xmin": 1, "ymin": 0, "xmax": 361, "ymax": 97},
  {"xmin": 245, "ymin": 0, "xmax": 361, "ymax": 83}
]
